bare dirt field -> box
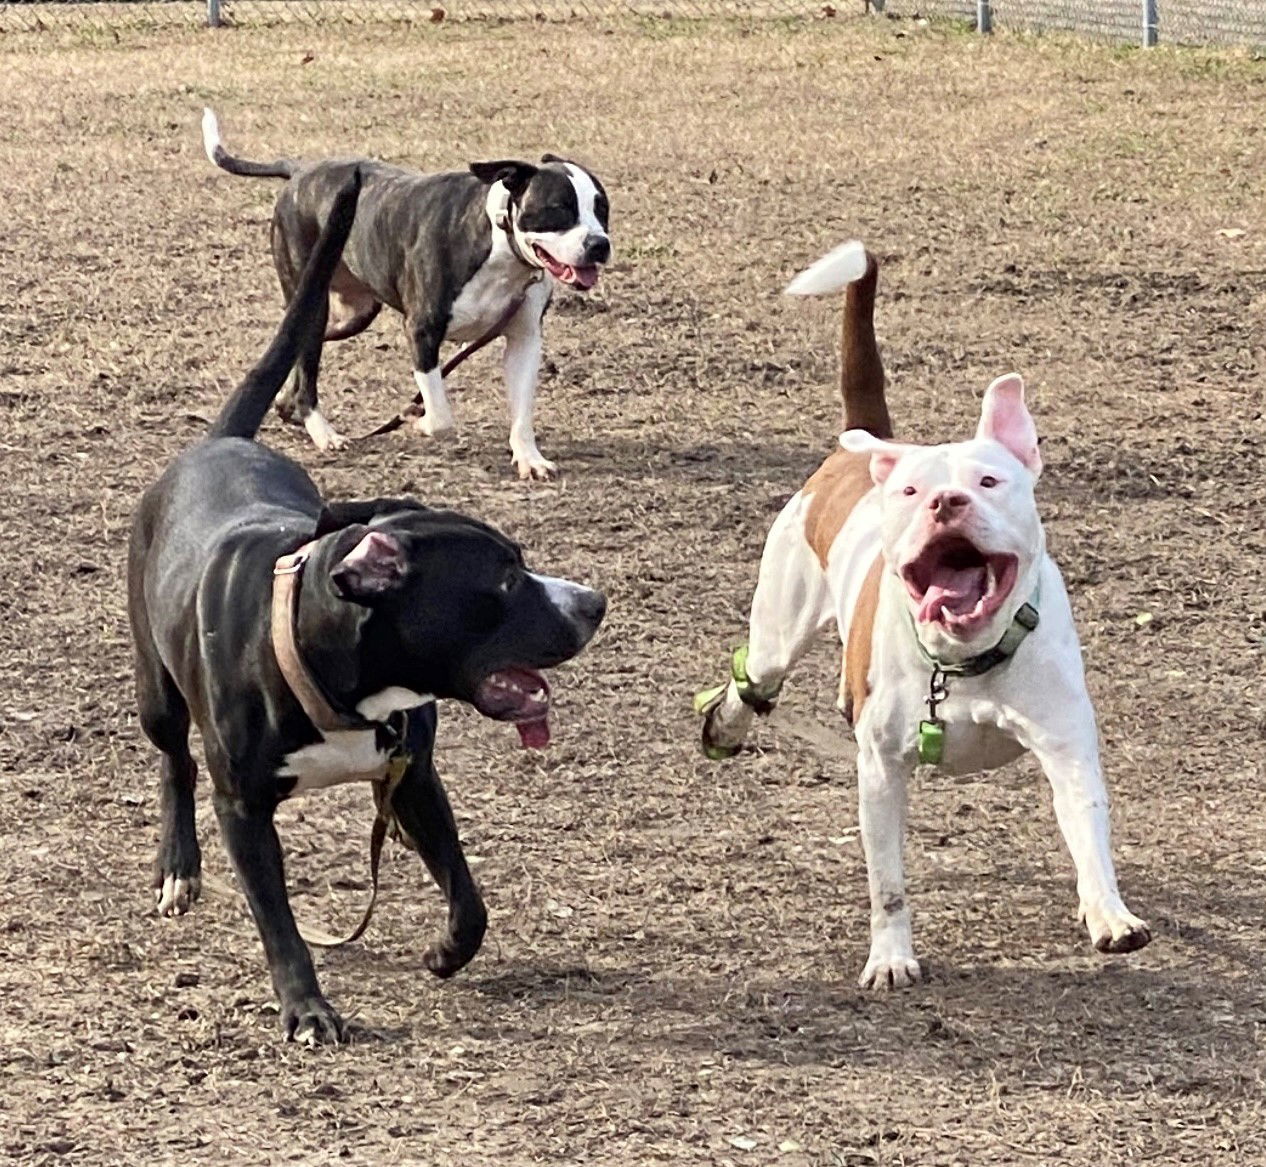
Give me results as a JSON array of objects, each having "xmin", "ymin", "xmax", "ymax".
[{"xmin": 1, "ymin": 14, "xmax": 1264, "ymax": 1165}]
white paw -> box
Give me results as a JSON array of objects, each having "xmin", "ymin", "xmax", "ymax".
[
  {"xmin": 1080, "ymin": 898, "xmax": 1151, "ymax": 954},
  {"xmin": 156, "ymin": 874, "xmax": 201, "ymax": 917},
  {"xmin": 303, "ymin": 412, "xmax": 347, "ymax": 452},
  {"xmin": 512, "ymin": 450, "xmax": 558, "ymax": 480},
  {"xmin": 410, "ymin": 410, "xmax": 456, "ymax": 439},
  {"xmin": 859, "ymin": 934, "xmax": 921, "ymax": 990}
]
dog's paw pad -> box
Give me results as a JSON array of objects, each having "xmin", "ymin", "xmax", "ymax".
[
  {"xmin": 858, "ymin": 953, "xmax": 922, "ymax": 991},
  {"xmin": 156, "ymin": 874, "xmax": 201, "ymax": 917},
  {"xmin": 283, "ymin": 997, "xmax": 345, "ymax": 1046}
]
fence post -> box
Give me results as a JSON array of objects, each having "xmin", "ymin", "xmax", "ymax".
[
  {"xmin": 1142, "ymin": 0, "xmax": 1158, "ymax": 45},
  {"xmin": 977, "ymin": 0, "xmax": 992, "ymax": 34},
  {"xmin": 207, "ymin": 0, "xmax": 222, "ymax": 26}
]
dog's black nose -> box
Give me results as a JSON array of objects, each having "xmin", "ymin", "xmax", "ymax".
[{"xmin": 584, "ymin": 234, "xmax": 611, "ymax": 265}]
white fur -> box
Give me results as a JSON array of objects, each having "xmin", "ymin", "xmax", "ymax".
[
  {"xmin": 532, "ymin": 572, "xmax": 602, "ymax": 634},
  {"xmin": 303, "ymin": 409, "xmax": 346, "ymax": 452},
  {"xmin": 411, "ymin": 368, "xmax": 455, "ymax": 438},
  {"xmin": 278, "ymin": 688, "xmax": 433, "ymax": 796},
  {"xmin": 784, "ymin": 240, "xmax": 869, "ymax": 296},
  {"xmin": 157, "ymin": 873, "xmax": 200, "ymax": 917},
  {"xmin": 502, "ymin": 280, "xmax": 555, "ymax": 479},
  {"xmin": 708, "ymin": 405, "xmax": 1148, "ymax": 986},
  {"xmin": 201, "ymin": 107, "xmax": 221, "ymax": 166}
]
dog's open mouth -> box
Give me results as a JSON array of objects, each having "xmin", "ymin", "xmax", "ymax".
[
  {"xmin": 533, "ymin": 244, "xmax": 600, "ymax": 291},
  {"xmin": 473, "ymin": 666, "xmax": 553, "ymax": 748},
  {"xmin": 901, "ymin": 536, "xmax": 1018, "ymax": 635}
]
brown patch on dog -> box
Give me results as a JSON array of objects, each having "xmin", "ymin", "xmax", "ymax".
[
  {"xmin": 802, "ymin": 449, "xmax": 876, "ymax": 569},
  {"xmin": 841, "ymin": 554, "xmax": 883, "ymax": 726}
]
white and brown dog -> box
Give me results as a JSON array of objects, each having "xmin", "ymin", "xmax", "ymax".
[{"xmin": 695, "ymin": 241, "xmax": 1150, "ymax": 989}]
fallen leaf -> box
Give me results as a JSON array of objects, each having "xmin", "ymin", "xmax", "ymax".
[
  {"xmin": 729, "ymin": 1135, "xmax": 759, "ymax": 1151},
  {"xmin": 778, "ymin": 1140, "xmax": 804, "ymax": 1153},
  {"xmin": 1217, "ymin": 227, "xmax": 1246, "ymax": 239},
  {"xmin": 430, "ymin": 5, "xmax": 446, "ymax": 20}
]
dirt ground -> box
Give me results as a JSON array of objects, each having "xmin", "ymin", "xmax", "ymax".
[{"xmin": 1, "ymin": 14, "xmax": 1264, "ymax": 1166}]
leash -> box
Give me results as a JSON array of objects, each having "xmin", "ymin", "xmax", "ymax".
[
  {"xmin": 356, "ymin": 187, "xmax": 546, "ymax": 441},
  {"xmin": 263, "ymin": 542, "xmax": 421, "ymax": 947},
  {"xmin": 914, "ymin": 589, "xmax": 1040, "ymax": 765}
]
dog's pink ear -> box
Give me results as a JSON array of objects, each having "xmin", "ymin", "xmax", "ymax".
[
  {"xmin": 331, "ymin": 531, "xmax": 407, "ymax": 600},
  {"xmin": 977, "ymin": 374, "xmax": 1041, "ymax": 476},
  {"xmin": 840, "ymin": 430, "xmax": 909, "ymax": 486}
]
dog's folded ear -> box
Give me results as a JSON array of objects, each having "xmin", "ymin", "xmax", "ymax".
[
  {"xmin": 314, "ymin": 499, "xmax": 429, "ymax": 537},
  {"xmin": 469, "ymin": 159, "xmax": 538, "ymax": 195},
  {"xmin": 840, "ymin": 430, "xmax": 914, "ymax": 486},
  {"xmin": 330, "ymin": 530, "xmax": 408, "ymax": 601},
  {"xmin": 540, "ymin": 152, "xmax": 566, "ymax": 165}
]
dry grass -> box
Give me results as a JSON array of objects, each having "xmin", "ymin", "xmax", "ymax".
[{"xmin": 0, "ymin": 16, "xmax": 1264, "ymax": 1166}]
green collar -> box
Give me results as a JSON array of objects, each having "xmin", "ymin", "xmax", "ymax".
[{"xmin": 910, "ymin": 586, "xmax": 1041, "ymax": 678}]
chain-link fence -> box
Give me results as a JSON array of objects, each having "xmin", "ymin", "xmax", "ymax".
[{"xmin": 0, "ymin": 0, "xmax": 1263, "ymax": 45}]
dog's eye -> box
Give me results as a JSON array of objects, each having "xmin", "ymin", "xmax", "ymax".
[
  {"xmin": 902, "ymin": 485, "xmax": 918, "ymax": 497},
  {"xmin": 498, "ymin": 571, "xmax": 519, "ymax": 594},
  {"xmin": 980, "ymin": 475, "xmax": 999, "ymax": 488}
]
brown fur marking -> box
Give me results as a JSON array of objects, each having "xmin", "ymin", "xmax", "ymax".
[
  {"xmin": 803, "ymin": 448, "xmax": 876, "ymax": 569},
  {"xmin": 842, "ymin": 555, "xmax": 883, "ymax": 726}
]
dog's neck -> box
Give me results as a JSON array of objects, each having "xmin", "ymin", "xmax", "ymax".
[{"xmin": 486, "ymin": 181, "xmax": 543, "ymax": 271}]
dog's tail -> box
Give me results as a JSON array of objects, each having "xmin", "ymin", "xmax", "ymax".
[
  {"xmin": 785, "ymin": 240, "xmax": 892, "ymax": 440},
  {"xmin": 202, "ymin": 108, "xmax": 297, "ymax": 180},
  {"xmin": 208, "ymin": 169, "xmax": 361, "ymax": 442}
]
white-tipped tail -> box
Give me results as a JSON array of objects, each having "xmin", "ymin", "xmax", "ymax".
[
  {"xmin": 201, "ymin": 107, "xmax": 222, "ymax": 165},
  {"xmin": 784, "ymin": 240, "xmax": 869, "ymax": 296}
]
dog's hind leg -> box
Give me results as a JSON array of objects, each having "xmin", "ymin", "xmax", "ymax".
[
  {"xmin": 389, "ymin": 751, "xmax": 488, "ymax": 980},
  {"xmin": 134, "ymin": 648, "xmax": 201, "ymax": 917},
  {"xmin": 697, "ymin": 490, "xmax": 834, "ymax": 757}
]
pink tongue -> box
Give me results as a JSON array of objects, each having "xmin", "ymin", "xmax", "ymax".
[
  {"xmin": 515, "ymin": 716, "xmax": 551, "ymax": 749},
  {"xmin": 571, "ymin": 265, "xmax": 599, "ymax": 289},
  {"xmin": 918, "ymin": 566, "xmax": 987, "ymax": 622}
]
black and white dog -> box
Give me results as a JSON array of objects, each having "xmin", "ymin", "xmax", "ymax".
[
  {"xmin": 202, "ymin": 109, "xmax": 612, "ymax": 479},
  {"xmin": 129, "ymin": 171, "xmax": 606, "ymax": 1044}
]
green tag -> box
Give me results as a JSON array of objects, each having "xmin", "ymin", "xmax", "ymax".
[{"xmin": 917, "ymin": 719, "xmax": 944, "ymax": 766}]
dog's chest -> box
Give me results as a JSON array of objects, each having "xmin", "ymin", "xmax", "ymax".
[
  {"xmin": 930, "ymin": 701, "xmax": 1028, "ymax": 774},
  {"xmin": 448, "ymin": 255, "xmax": 539, "ymax": 343},
  {"xmin": 278, "ymin": 730, "xmax": 389, "ymax": 795}
]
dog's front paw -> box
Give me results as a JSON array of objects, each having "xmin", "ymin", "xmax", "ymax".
[
  {"xmin": 410, "ymin": 410, "xmax": 456, "ymax": 439},
  {"xmin": 859, "ymin": 934, "xmax": 922, "ymax": 990},
  {"xmin": 1081, "ymin": 899, "xmax": 1151, "ymax": 954},
  {"xmin": 281, "ymin": 995, "xmax": 346, "ymax": 1046},
  {"xmin": 513, "ymin": 451, "xmax": 558, "ymax": 481},
  {"xmin": 155, "ymin": 873, "xmax": 201, "ymax": 917},
  {"xmin": 303, "ymin": 412, "xmax": 348, "ymax": 453}
]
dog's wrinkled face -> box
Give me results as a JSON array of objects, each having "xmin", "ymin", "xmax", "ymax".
[
  {"xmin": 325, "ymin": 508, "xmax": 606, "ymax": 747},
  {"xmin": 842, "ymin": 375, "xmax": 1044, "ymax": 647},
  {"xmin": 470, "ymin": 156, "xmax": 611, "ymax": 290}
]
